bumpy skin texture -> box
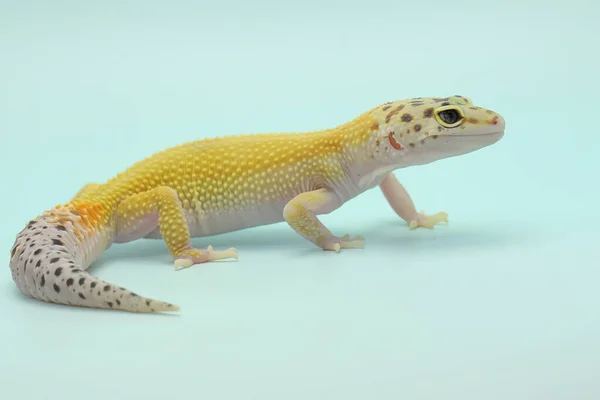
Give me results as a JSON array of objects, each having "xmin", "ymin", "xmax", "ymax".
[{"xmin": 9, "ymin": 95, "xmax": 505, "ymax": 313}]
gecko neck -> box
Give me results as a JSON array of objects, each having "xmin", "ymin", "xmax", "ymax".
[{"xmin": 326, "ymin": 122, "xmax": 399, "ymax": 195}]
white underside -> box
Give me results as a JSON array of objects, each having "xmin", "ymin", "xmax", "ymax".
[
  {"xmin": 188, "ymin": 200, "xmax": 290, "ymax": 238},
  {"xmin": 141, "ymin": 199, "xmax": 296, "ymax": 240}
]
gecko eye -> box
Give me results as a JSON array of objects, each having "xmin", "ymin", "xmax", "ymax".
[
  {"xmin": 435, "ymin": 107, "xmax": 464, "ymax": 128},
  {"xmin": 438, "ymin": 110, "xmax": 460, "ymax": 124}
]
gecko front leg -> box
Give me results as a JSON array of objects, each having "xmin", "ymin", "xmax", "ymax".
[
  {"xmin": 379, "ymin": 173, "xmax": 448, "ymax": 229},
  {"xmin": 283, "ymin": 188, "xmax": 364, "ymax": 252},
  {"xmin": 114, "ymin": 186, "xmax": 238, "ymax": 270}
]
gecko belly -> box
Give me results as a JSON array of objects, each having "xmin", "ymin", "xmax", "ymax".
[{"xmin": 144, "ymin": 200, "xmax": 289, "ymax": 239}]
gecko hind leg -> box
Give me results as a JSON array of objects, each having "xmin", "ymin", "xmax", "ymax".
[{"xmin": 115, "ymin": 186, "xmax": 238, "ymax": 270}]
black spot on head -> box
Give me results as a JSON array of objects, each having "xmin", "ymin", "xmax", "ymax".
[
  {"xmin": 50, "ymin": 257, "xmax": 60, "ymax": 264},
  {"xmin": 107, "ymin": 302, "xmax": 113, "ymax": 308},
  {"xmin": 415, "ymin": 124, "xmax": 422, "ymax": 132},
  {"xmin": 130, "ymin": 292, "xmax": 138, "ymax": 297},
  {"xmin": 66, "ymin": 278, "xmax": 74, "ymax": 286},
  {"xmin": 401, "ymin": 114, "xmax": 413, "ymax": 122},
  {"xmin": 423, "ymin": 108, "xmax": 434, "ymax": 118},
  {"xmin": 78, "ymin": 277, "xmax": 85, "ymax": 285},
  {"xmin": 52, "ymin": 239, "xmax": 64, "ymax": 246},
  {"xmin": 11, "ymin": 246, "xmax": 17, "ymax": 258},
  {"xmin": 72, "ymin": 269, "xmax": 82, "ymax": 273},
  {"xmin": 116, "ymin": 299, "xmax": 121, "ymax": 306},
  {"xmin": 441, "ymin": 102, "xmax": 450, "ymax": 106},
  {"xmin": 40, "ymin": 275, "xmax": 45, "ymax": 287},
  {"xmin": 34, "ymin": 249, "xmax": 42, "ymax": 255},
  {"xmin": 28, "ymin": 220, "xmax": 37, "ymax": 227},
  {"xmin": 53, "ymin": 283, "xmax": 60, "ymax": 293},
  {"xmin": 36, "ymin": 260, "xmax": 41, "ymax": 268},
  {"xmin": 78, "ymin": 293, "xmax": 86, "ymax": 300},
  {"xmin": 54, "ymin": 267, "xmax": 63, "ymax": 276},
  {"xmin": 91, "ymin": 282, "xmax": 97, "ymax": 288},
  {"xmin": 56, "ymin": 225, "xmax": 67, "ymax": 231},
  {"xmin": 103, "ymin": 285, "xmax": 111, "ymax": 292},
  {"xmin": 384, "ymin": 105, "xmax": 405, "ymax": 123},
  {"xmin": 146, "ymin": 300, "xmax": 151, "ymax": 306}
]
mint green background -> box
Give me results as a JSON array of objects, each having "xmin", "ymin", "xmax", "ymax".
[{"xmin": 1, "ymin": 0, "xmax": 599, "ymax": 399}]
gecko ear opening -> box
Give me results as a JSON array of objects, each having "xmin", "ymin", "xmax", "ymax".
[{"xmin": 388, "ymin": 132, "xmax": 404, "ymax": 151}]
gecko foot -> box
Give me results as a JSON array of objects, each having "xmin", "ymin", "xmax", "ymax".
[
  {"xmin": 409, "ymin": 211, "xmax": 448, "ymax": 230},
  {"xmin": 317, "ymin": 234, "xmax": 365, "ymax": 253},
  {"xmin": 174, "ymin": 246, "xmax": 239, "ymax": 270}
]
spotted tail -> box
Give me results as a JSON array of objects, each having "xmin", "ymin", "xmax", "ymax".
[{"xmin": 9, "ymin": 205, "xmax": 180, "ymax": 313}]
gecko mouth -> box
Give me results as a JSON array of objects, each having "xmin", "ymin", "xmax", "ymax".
[
  {"xmin": 451, "ymin": 131, "xmax": 504, "ymax": 137},
  {"xmin": 419, "ymin": 130, "xmax": 503, "ymax": 143}
]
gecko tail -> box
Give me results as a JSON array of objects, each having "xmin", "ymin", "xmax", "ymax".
[{"xmin": 9, "ymin": 206, "xmax": 180, "ymax": 313}]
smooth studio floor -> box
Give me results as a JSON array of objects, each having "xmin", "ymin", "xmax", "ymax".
[{"xmin": 1, "ymin": 1, "xmax": 599, "ymax": 399}]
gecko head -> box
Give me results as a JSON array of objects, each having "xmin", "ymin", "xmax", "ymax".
[{"xmin": 369, "ymin": 95, "xmax": 505, "ymax": 167}]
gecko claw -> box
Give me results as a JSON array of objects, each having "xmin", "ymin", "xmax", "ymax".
[
  {"xmin": 174, "ymin": 246, "xmax": 239, "ymax": 270},
  {"xmin": 174, "ymin": 258, "xmax": 194, "ymax": 271},
  {"xmin": 409, "ymin": 211, "xmax": 448, "ymax": 230},
  {"xmin": 318, "ymin": 234, "xmax": 365, "ymax": 252}
]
